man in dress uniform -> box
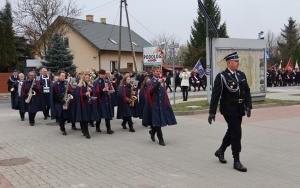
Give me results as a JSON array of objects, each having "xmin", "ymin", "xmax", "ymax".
[
  {"xmin": 21, "ymin": 71, "xmax": 40, "ymax": 126},
  {"xmin": 208, "ymin": 52, "xmax": 252, "ymax": 172},
  {"xmin": 142, "ymin": 66, "xmax": 177, "ymax": 146},
  {"xmin": 7, "ymin": 70, "xmax": 19, "ymax": 109},
  {"xmin": 40, "ymin": 68, "xmax": 52, "ymax": 119},
  {"xmin": 50, "ymin": 70, "xmax": 72, "ymax": 135}
]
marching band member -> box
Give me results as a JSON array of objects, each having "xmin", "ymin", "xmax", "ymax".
[
  {"xmin": 50, "ymin": 70, "xmax": 72, "ymax": 136},
  {"xmin": 8, "ymin": 70, "xmax": 19, "ymax": 109},
  {"xmin": 142, "ymin": 66, "xmax": 177, "ymax": 146},
  {"xmin": 138, "ymin": 76, "xmax": 150, "ymax": 126},
  {"xmin": 21, "ymin": 71, "xmax": 40, "ymax": 126},
  {"xmin": 69, "ymin": 79, "xmax": 78, "ymax": 130},
  {"xmin": 75, "ymin": 73, "xmax": 95, "ymax": 139},
  {"xmin": 92, "ymin": 69, "xmax": 114, "ymax": 134},
  {"xmin": 116, "ymin": 76, "xmax": 136, "ymax": 132},
  {"xmin": 40, "ymin": 68, "xmax": 52, "ymax": 120},
  {"xmin": 17, "ymin": 73, "xmax": 25, "ymax": 121}
]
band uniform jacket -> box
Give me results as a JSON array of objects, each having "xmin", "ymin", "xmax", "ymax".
[
  {"xmin": 20, "ymin": 79, "xmax": 40, "ymax": 113},
  {"xmin": 209, "ymin": 68, "xmax": 252, "ymax": 117},
  {"xmin": 142, "ymin": 77, "xmax": 177, "ymax": 127},
  {"xmin": 92, "ymin": 78, "xmax": 114, "ymax": 121},
  {"xmin": 116, "ymin": 84, "xmax": 139, "ymax": 119},
  {"xmin": 50, "ymin": 80, "xmax": 71, "ymax": 119}
]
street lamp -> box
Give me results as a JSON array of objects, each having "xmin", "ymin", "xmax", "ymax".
[
  {"xmin": 258, "ymin": 31, "xmax": 264, "ymax": 39},
  {"xmin": 168, "ymin": 42, "xmax": 179, "ymax": 105}
]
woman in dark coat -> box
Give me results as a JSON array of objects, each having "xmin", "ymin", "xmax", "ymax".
[
  {"xmin": 75, "ymin": 73, "xmax": 94, "ymax": 139},
  {"xmin": 116, "ymin": 76, "xmax": 136, "ymax": 132}
]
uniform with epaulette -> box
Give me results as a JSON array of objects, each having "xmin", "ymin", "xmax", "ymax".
[{"xmin": 208, "ymin": 52, "xmax": 252, "ymax": 172}]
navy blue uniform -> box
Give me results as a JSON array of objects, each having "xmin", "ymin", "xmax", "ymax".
[
  {"xmin": 142, "ymin": 77, "xmax": 177, "ymax": 144},
  {"xmin": 21, "ymin": 79, "xmax": 40, "ymax": 125},
  {"xmin": 50, "ymin": 80, "xmax": 71, "ymax": 133},
  {"xmin": 8, "ymin": 75, "xmax": 19, "ymax": 109},
  {"xmin": 40, "ymin": 75, "xmax": 52, "ymax": 118},
  {"xmin": 209, "ymin": 68, "xmax": 252, "ymax": 160},
  {"xmin": 92, "ymin": 78, "xmax": 114, "ymax": 133}
]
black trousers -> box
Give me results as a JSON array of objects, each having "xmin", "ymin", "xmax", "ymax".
[
  {"xmin": 181, "ymin": 86, "xmax": 188, "ymax": 100},
  {"xmin": 151, "ymin": 126, "xmax": 163, "ymax": 141},
  {"xmin": 28, "ymin": 113, "xmax": 36, "ymax": 124},
  {"xmin": 19, "ymin": 110, "xmax": 25, "ymax": 118},
  {"xmin": 220, "ymin": 115, "xmax": 243, "ymax": 157},
  {"xmin": 166, "ymin": 83, "xmax": 172, "ymax": 92},
  {"xmin": 122, "ymin": 116, "xmax": 133, "ymax": 128},
  {"xmin": 59, "ymin": 115, "xmax": 67, "ymax": 132},
  {"xmin": 80, "ymin": 121, "xmax": 89, "ymax": 135}
]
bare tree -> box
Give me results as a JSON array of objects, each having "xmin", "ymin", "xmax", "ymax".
[
  {"xmin": 266, "ymin": 30, "xmax": 281, "ymax": 67},
  {"xmin": 14, "ymin": 0, "xmax": 83, "ymax": 57},
  {"xmin": 149, "ymin": 33, "xmax": 182, "ymax": 65}
]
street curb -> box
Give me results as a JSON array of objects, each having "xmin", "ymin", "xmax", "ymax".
[{"xmin": 174, "ymin": 101, "xmax": 300, "ymax": 116}]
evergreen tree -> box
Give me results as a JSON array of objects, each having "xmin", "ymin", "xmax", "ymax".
[
  {"xmin": 43, "ymin": 34, "xmax": 76, "ymax": 75},
  {"xmin": 183, "ymin": 0, "xmax": 228, "ymax": 68},
  {"xmin": 4, "ymin": 21, "xmax": 17, "ymax": 71},
  {"xmin": 0, "ymin": 22, "xmax": 8, "ymax": 72},
  {"xmin": 277, "ymin": 17, "xmax": 300, "ymax": 66},
  {"xmin": 0, "ymin": 0, "xmax": 13, "ymax": 23}
]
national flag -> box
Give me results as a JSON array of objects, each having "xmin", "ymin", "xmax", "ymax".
[
  {"xmin": 193, "ymin": 60, "xmax": 205, "ymax": 77},
  {"xmin": 278, "ymin": 60, "xmax": 282, "ymax": 69},
  {"xmin": 285, "ymin": 59, "xmax": 293, "ymax": 73},
  {"xmin": 295, "ymin": 60, "xmax": 299, "ymax": 69}
]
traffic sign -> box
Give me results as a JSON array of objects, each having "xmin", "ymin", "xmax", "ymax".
[{"xmin": 266, "ymin": 49, "xmax": 269, "ymax": 60}]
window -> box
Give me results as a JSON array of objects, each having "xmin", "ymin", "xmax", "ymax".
[
  {"xmin": 110, "ymin": 61, "xmax": 116, "ymax": 72},
  {"xmin": 63, "ymin": 37, "xmax": 69, "ymax": 48}
]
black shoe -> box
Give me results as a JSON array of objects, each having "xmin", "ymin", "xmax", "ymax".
[
  {"xmin": 129, "ymin": 128, "xmax": 135, "ymax": 132},
  {"xmin": 47, "ymin": 115, "xmax": 51, "ymax": 117},
  {"xmin": 122, "ymin": 124, "xmax": 127, "ymax": 129},
  {"xmin": 62, "ymin": 131, "xmax": 67, "ymax": 135},
  {"xmin": 149, "ymin": 130, "xmax": 155, "ymax": 141},
  {"xmin": 30, "ymin": 123, "xmax": 34, "ymax": 126},
  {"xmin": 44, "ymin": 116, "xmax": 47, "ymax": 120},
  {"xmin": 86, "ymin": 134, "xmax": 91, "ymax": 139},
  {"xmin": 159, "ymin": 140, "xmax": 166, "ymax": 146},
  {"xmin": 107, "ymin": 130, "xmax": 114, "ymax": 134},
  {"xmin": 233, "ymin": 161, "xmax": 247, "ymax": 172},
  {"xmin": 21, "ymin": 117, "xmax": 24, "ymax": 121},
  {"xmin": 72, "ymin": 126, "xmax": 77, "ymax": 130},
  {"xmin": 90, "ymin": 123, "xmax": 95, "ymax": 127},
  {"xmin": 96, "ymin": 128, "xmax": 101, "ymax": 132},
  {"xmin": 214, "ymin": 149, "xmax": 227, "ymax": 164}
]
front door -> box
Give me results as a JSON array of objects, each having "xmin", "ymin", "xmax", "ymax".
[{"xmin": 127, "ymin": 63, "xmax": 133, "ymax": 72}]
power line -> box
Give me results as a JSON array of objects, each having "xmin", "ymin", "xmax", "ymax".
[
  {"xmin": 103, "ymin": 5, "xmax": 120, "ymax": 50},
  {"xmin": 82, "ymin": 0, "xmax": 118, "ymax": 14},
  {"xmin": 128, "ymin": 12, "xmax": 158, "ymax": 39}
]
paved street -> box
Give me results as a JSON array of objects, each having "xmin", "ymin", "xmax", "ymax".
[{"xmin": 0, "ymin": 86, "xmax": 300, "ymax": 188}]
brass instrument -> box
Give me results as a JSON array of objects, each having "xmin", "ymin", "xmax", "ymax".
[
  {"xmin": 62, "ymin": 81, "xmax": 72, "ymax": 110},
  {"xmin": 25, "ymin": 78, "xmax": 36, "ymax": 103},
  {"xmin": 129, "ymin": 83, "xmax": 137, "ymax": 107}
]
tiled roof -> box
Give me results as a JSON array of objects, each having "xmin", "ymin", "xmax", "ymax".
[{"xmin": 60, "ymin": 16, "xmax": 152, "ymax": 53}]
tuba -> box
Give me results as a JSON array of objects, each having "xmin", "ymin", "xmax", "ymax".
[{"xmin": 25, "ymin": 79, "xmax": 36, "ymax": 103}]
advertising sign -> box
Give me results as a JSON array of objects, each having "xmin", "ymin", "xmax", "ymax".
[{"xmin": 143, "ymin": 46, "xmax": 164, "ymax": 66}]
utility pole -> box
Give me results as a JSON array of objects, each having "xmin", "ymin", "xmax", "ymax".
[
  {"xmin": 124, "ymin": 0, "xmax": 137, "ymax": 72},
  {"xmin": 117, "ymin": 0, "xmax": 123, "ymax": 70},
  {"xmin": 117, "ymin": 0, "xmax": 137, "ymax": 72}
]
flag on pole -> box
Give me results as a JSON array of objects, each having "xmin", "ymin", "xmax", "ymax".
[
  {"xmin": 285, "ymin": 59, "xmax": 293, "ymax": 73},
  {"xmin": 193, "ymin": 60, "xmax": 205, "ymax": 77},
  {"xmin": 295, "ymin": 59, "xmax": 299, "ymax": 69},
  {"xmin": 278, "ymin": 60, "xmax": 282, "ymax": 69}
]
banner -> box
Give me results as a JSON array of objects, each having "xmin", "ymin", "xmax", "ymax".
[
  {"xmin": 143, "ymin": 46, "xmax": 164, "ymax": 66},
  {"xmin": 193, "ymin": 60, "xmax": 205, "ymax": 77}
]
